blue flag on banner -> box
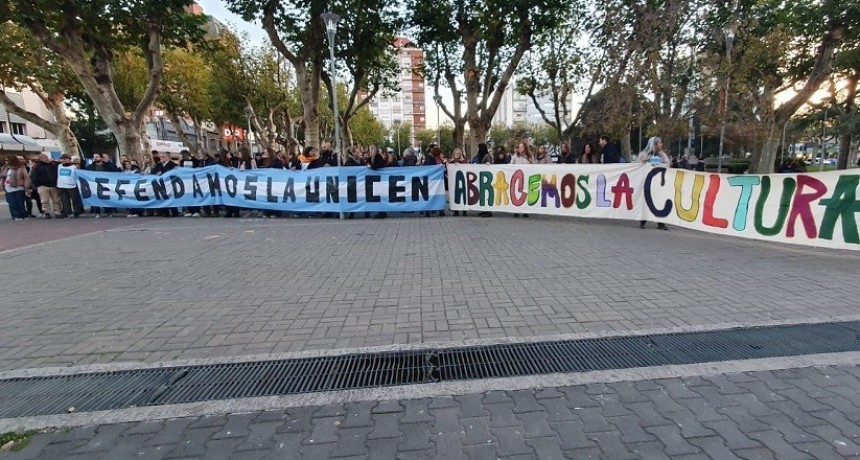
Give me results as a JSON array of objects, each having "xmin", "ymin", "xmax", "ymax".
[{"xmin": 75, "ymin": 165, "xmax": 447, "ymax": 212}]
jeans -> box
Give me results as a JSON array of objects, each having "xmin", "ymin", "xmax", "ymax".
[
  {"xmin": 25, "ymin": 187, "xmax": 42, "ymax": 215},
  {"xmin": 58, "ymin": 187, "xmax": 85, "ymax": 216},
  {"xmin": 5, "ymin": 190, "xmax": 27, "ymax": 219}
]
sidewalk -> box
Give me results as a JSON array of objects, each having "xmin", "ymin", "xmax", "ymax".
[{"xmin": 6, "ymin": 365, "xmax": 860, "ymax": 459}]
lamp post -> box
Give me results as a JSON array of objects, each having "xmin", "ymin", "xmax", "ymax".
[
  {"xmin": 433, "ymin": 95, "xmax": 442, "ymax": 146},
  {"xmin": 243, "ymin": 106, "xmax": 253, "ymax": 152},
  {"xmin": 717, "ymin": 25, "xmax": 735, "ymax": 174},
  {"xmin": 321, "ymin": 11, "xmax": 344, "ymax": 220},
  {"xmin": 393, "ymin": 119, "xmax": 401, "ymax": 157},
  {"xmin": 820, "ymin": 102, "xmax": 829, "ymax": 172}
]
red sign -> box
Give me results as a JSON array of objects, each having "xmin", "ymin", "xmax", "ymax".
[{"xmin": 222, "ymin": 125, "xmax": 246, "ymax": 142}]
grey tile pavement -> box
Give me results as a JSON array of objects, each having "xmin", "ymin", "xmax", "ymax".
[
  {"xmin": 6, "ymin": 365, "xmax": 860, "ymax": 459},
  {"xmin": 0, "ymin": 215, "xmax": 859, "ymax": 371}
]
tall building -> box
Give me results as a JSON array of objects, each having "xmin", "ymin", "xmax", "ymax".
[
  {"xmin": 492, "ymin": 80, "xmax": 577, "ymax": 129},
  {"xmin": 369, "ymin": 37, "xmax": 426, "ymax": 139},
  {"xmin": 492, "ymin": 84, "xmax": 530, "ymax": 127}
]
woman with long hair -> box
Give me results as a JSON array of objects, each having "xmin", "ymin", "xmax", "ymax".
[
  {"xmin": 580, "ymin": 142, "xmax": 597, "ymax": 164},
  {"xmin": 637, "ymin": 136, "xmax": 671, "ymax": 230},
  {"xmin": 535, "ymin": 145, "xmax": 551, "ymax": 164},
  {"xmin": 510, "ymin": 141, "xmax": 532, "ymax": 217}
]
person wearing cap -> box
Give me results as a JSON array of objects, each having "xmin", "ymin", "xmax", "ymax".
[{"xmin": 57, "ymin": 154, "xmax": 84, "ymax": 218}]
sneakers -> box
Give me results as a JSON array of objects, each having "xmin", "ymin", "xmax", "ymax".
[
  {"xmin": 192, "ymin": 212, "xmax": 201, "ymax": 217},
  {"xmin": 94, "ymin": 214, "xmax": 101, "ymax": 219},
  {"xmin": 184, "ymin": 212, "xmax": 193, "ymax": 217},
  {"xmin": 126, "ymin": 214, "xmax": 139, "ymax": 218},
  {"xmin": 43, "ymin": 213, "xmax": 52, "ymax": 219}
]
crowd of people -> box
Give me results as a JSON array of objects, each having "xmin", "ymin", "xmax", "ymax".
[{"xmin": 2, "ymin": 135, "xmax": 678, "ymax": 225}]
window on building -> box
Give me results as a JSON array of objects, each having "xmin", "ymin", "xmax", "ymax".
[
  {"xmin": 11, "ymin": 123, "xmax": 26, "ymax": 136},
  {"xmin": 0, "ymin": 122, "xmax": 5, "ymax": 133}
]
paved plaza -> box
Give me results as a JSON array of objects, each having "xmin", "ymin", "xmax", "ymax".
[
  {"xmin": 0, "ymin": 214, "xmax": 858, "ymax": 371},
  {"xmin": 1, "ymin": 212, "xmax": 860, "ymax": 459}
]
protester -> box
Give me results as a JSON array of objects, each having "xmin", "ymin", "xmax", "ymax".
[
  {"xmin": 494, "ymin": 147, "xmax": 508, "ymax": 164},
  {"xmin": 23, "ymin": 156, "xmax": 42, "ymax": 217},
  {"xmin": 298, "ymin": 146, "xmax": 322, "ymax": 170},
  {"xmin": 402, "ymin": 140, "xmax": 420, "ymax": 166},
  {"xmin": 158, "ymin": 153, "xmax": 180, "ymax": 217},
  {"xmin": 535, "ymin": 145, "xmax": 552, "ymax": 164},
  {"xmin": 370, "ymin": 146, "xmax": 388, "ymax": 219},
  {"xmin": 510, "ymin": 142, "xmax": 533, "ymax": 218},
  {"xmin": 580, "ymin": 143, "xmax": 597, "ymax": 164},
  {"xmin": 31, "ymin": 153, "xmax": 61, "ymax": 219},
  {"xmin": 599, "ymin": 136, "xmax": 622, "ymax": 164},
  {"xmin": 559, "ymin": 143, "xmax": 575, "ymax": 164},
  {"xmin": 449, "ymin": 148, "xmax": 468, "ymax": 217},
  {"xmin": 1, "ymin": 156, "xmax": 31, "ymax": 220},
  {"xmin": 344, "ymin": 146, "xmax": 370, "ymax": 220},
  {"xmin": 142, "ymin": 156, "xmax": 153, "ymax": 174},
  {"xmin": 695, "ymin": 156, "xmax": 706, "ymax": 171},
  {"xmin": 57, "ymin": 154, "xmax": 84, "ymax": 218},
  {"xmin": 637, "ymin": 136, "xmax": 670, "ymax": 230},
  {"xmin": 218, "ymin": 152, "xmax": 240, "ymax": 218},
  {"xmin": 320, "ymin": 142, "xmax": 338, "ymax": 167}
]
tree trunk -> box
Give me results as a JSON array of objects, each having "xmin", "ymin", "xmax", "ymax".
[
  {"xmin": 169, "ymin": 112, "xmax": 197, "ymax": 154},
  {"xmin": 468, "ymin": 121, "xmax": 489, "ymax": 155},
  {"xmin": 621, "ymin": 129, "xmax": 633, "ymax": 161},
  {"xmin": 753, "ymin": 135, "xmax": 780, "ymax": 174},
  {"xmin": 838, "ymin": 135, "xmax": 853, "ymax": 170},
  {"xmin": 453, "ymin": 122, "xmax": 466, "ymax": 153}
]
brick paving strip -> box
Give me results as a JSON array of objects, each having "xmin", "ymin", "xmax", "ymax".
[{"xmin": 4, "ymin": 364, "xmax": 860, "ymax": 459}]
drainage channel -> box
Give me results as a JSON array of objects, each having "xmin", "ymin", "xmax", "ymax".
[{"xmin": 3, "ymin": 320, "xmax": 860, "ymax": 419}]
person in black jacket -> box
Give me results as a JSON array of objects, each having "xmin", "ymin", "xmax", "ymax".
[
  {"xmin": 370, "ymin": 148, "xmax": 388, "ymax": 219},
  {"xmin": 599, "ymin": 136, "xmax": 622, "ymax": 164},
  {"xmin": 345, "ymin": 146, "xmax": 369, "ymax": 219},
  {"xmin": 158, "ymin": 153, "xmax": 180, "ymax": 217},
  {"xmin": 423, "ymin": 147, "xmax": 446, "ymax": 217}
]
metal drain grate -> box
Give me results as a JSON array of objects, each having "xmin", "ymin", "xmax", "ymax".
[{"xmin": 2, "ymin": 321, "xmax": 860, "ymax": 418}]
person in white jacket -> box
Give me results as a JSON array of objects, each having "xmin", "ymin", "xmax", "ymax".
[
  {"xmin": 56, "ymin": 154, "xmax": 84, "ymax": 218},
  {"xmin": 637, "ymin": 137, "xmax": 670, "ymax": 230}
]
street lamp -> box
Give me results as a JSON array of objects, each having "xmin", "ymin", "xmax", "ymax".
[
  {"xmin": 393, "ymin": 118, "xmax": 402, "ymax": 157},
  {"xmin": 433, "ymin": 95, "xmax": 442, "ymax": 146},
  {"xmin": 243, "ymin": 106, "xmax": 253, "ymax": 151},
  {"xmin": 820, "ymin": 100, "xmax": 829, "ymax": 172},
  {"xmin": 717, "ymin": 25, "xmax": 735, "ymax": 174},
  {"xmin": 321, "ymin": 11, "xmax": 344, "ymax": 220}
]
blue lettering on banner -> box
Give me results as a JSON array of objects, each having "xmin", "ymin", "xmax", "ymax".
[{"xmin": 76, "ymin": 165, "xmax": 447, "ymax": 213}]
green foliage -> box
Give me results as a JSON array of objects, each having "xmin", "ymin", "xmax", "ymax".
[
  {"xmin": 0, "ymin": 22, "xmax": 76, "ymax": 94},
  {"xmin": 68, "ymin": 90, "xmax": 117, "ymax": 157},
  {"xmin": 350, "ymin": 106, "xmax": 386, "ymax": 147},
  {"xmin": 383, "ymin": 122, "xmax": 413, "ymax": 154},
  {"xmin": 205, "ymin": 30, "xmax": 248, "ymax": 128},
  {"xmin": 0, "ymin": 431, "xmax": 39, "ymax": 452}
]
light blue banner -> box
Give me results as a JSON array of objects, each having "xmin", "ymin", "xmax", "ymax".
[{"xmin": 76, "ymin": 165, "xmax": 447, "ymax": 212}]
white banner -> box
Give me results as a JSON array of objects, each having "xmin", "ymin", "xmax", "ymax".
[{"xmin": 447, "ymin": 164, "xmax": 860, "ymax": 251}]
